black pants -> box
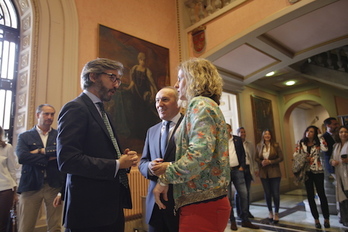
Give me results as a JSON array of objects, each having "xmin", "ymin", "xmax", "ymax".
[{"xmin": 304, "ymin": 172, "xmax": 329, "ymax": 220}]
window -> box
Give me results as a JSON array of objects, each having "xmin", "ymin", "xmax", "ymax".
[
  {"xmin": 0, "ymin": 0, "xmax": 19, "ymax": 142},
  {"xmin": 220, "ymin": 91, "xmax": 239, "ymax": 133}
]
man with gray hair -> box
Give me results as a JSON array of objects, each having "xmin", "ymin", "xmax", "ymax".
[{"xmin": 57, "ymin": 58, "xmax": 139, "ymax": 232}]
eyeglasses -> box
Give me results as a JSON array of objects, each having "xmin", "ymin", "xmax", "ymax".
[{"xmin": 101, "ymin": 72, "xmax": 122, "ymax": 84}]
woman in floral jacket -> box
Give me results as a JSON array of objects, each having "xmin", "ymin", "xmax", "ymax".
[
  {"xmin": 152, "ymin": 58, "xmax": 231, "ymax": 232},
  {"xmin": 297, "ymin": 125, "xmax": 330, "ymax": 229}
]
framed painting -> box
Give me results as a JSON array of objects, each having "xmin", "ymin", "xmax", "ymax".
[
  {"xmin": 251, "ymin": 95, "xmax": 276, "ymax": 145},
  {"xmin": 98, "ymin": 24, "xmax": 170, "ymax": 152}
]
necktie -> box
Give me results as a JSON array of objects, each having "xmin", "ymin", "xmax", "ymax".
[
  {"xmin": 161, "ymin": 121, "xmax": 171, "ymax": 157},
  {"xmin": 96, "ymin": 102, "xmax": 128, "ymax": 188}
]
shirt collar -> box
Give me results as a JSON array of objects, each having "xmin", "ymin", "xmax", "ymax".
[
  {"xmin": 36, "ymin": 125, "xmax": 52, "ymax": 135},
  {"xmin": 84, "ymin": 90, "xmax": 102, "ymax": 104},
  {"xmin": 162, "ymin": 113, "xmax": 181, "ymax": 125}
]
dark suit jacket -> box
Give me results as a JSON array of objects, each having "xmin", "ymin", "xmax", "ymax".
[
  {"xmin": 322, "ymin": 132, "xmax": 335, "ymax": 157},
  {"xmin": 138, "ymin": 116, "xmax": 183, "ymax": 225},
  {"xmin": 16, "ymin": 127, "xmax": 64, "ymax": 193},
  {"xmin": 57, "ymin": 93, "xmax": 131, "ymax": 229},
  {"xmin": 231, "ymin": 135, "xmax": 246, "ymax": 169}
]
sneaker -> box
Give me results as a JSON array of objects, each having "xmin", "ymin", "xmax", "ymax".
[{"xmin": 241, "ymin": 221, "xmax": 259, "ymax": 229}]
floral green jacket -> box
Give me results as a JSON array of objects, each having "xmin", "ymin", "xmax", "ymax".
[{"xmin": 161, "ymin": 96, "xmax": 230, "ymax": 209}]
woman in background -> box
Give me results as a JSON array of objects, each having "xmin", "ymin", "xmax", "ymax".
[
  {"xmin": 297, "ymin": 125, "xmax": 330, "ymax": 229},
  {"xmin": 255, "ymin": 129, "xmax": 283, "ymax": 224},
  {"xmin": 152, "ymin": 58, "xmax": 231, "ymax": 232},
  {"xmin": 0, "ymin": 126, "xmax": 18, "ymax": 232},
  {"xmin": 331, "ymin": 125, "xmax": 348, "ymax": 227}
]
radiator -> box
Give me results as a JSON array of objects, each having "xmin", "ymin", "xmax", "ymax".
[{"xmin": 125, "ymin": 167, "xmax": 149, "ymax": 220}]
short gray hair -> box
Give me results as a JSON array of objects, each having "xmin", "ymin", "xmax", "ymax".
[{"xmin": 80, "ymin": 58, "xmax": 124, "ymax": 90}]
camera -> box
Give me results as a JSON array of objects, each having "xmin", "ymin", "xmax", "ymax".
[{"xmin": 341, "ymin": 154, "xmax": 348, "ymax": 159}]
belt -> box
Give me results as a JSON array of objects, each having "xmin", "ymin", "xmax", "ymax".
[{"xmin": 230, "ymin": 166, "xmax": 240, "ymax": 170}]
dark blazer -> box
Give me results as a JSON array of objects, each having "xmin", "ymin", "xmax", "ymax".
[
  {"xmin": 16, "ymin": 127, "xmax": 64, "ymax": 193},
  {"xmin": 57, "ymin": 93, "xmax": 131, "ymax": 229},
  {"xmin": 322, "ymin": 132, "xmax": 335, "ymax": 157},
  {"xmin": 138, "ymin": 115, "xmax": 183, "ymax": 226},
  {"xmin": 231, "ymin": 135, "xmax": 246, "ymax": 169}
]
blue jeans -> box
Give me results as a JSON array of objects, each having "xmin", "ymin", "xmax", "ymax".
[
  {"xmin": 228, "ymin": 168, "xmax": 249, "ymax": 222},
  {"xmin": 260, "ymin": 177, "xmax": 281, "ymax": 213},
  {"xmin": 235, "ymin": 166, "xmax": 252, "ymax": 217}
]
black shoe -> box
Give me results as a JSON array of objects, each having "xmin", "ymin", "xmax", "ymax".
[
  {"xmin": 343, "ymin": 222, "xmax": 348, "ymax": 227},
  {"xmin": 242, "ymin": 221, "xmax": 259, "ymax": 229},
  {"xmin": 315, "ymin": 222, "xmax": 322, "ymax": 229},
  {"xmin": 248, "ymin": 212, "xmax": 255, "ymax": 219},
  {"xmin": 230, "ymin": 221, "xmax": 238, "ymax": 231}
]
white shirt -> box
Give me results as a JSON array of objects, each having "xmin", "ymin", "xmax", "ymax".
[
  {"xmin": 0, "ymin": 143, "xmax": 18, "ymax": 191},
  {"xmin": 229, "ymin": 136, "xmax": 239, "ymax": 167}
]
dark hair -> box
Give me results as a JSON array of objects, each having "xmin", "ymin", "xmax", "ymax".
[
  {"xmin": 80, "ymin": 58, "xmax": 124, "ymax": 90},
  {"xmin": 300, "ymin": 125, "xmax": 320, "ymax": 146},
  {"xmin": 323, "ymin": 117, "xmax": 337, "ymax": 126},
  {"xmin": 36, "ymin": 104, "xmax": 55, "ymax": 114},
  {"xmin": 334, "ymin": 125, "xmax": 348, "ymax": 143},
  {"xmin": 0, "ymin": 126, "xmax": 6, "ymax": 148},
  {"xmin": 237, "ymin": 127, "xmax": 245, "ymax": 134}
]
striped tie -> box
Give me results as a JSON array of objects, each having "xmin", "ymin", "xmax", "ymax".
[{"xmin": 97, "ymin": 102, "xmax": 128, "ymax": 188}]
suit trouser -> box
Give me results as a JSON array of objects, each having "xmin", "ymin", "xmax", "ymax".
[{"xmin": 18, "ymin": 183, "xmax": 62, "ymax": 232}]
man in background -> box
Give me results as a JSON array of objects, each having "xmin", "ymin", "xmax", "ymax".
[
  {"xmin": 236, "ymin": 127, "xmax": 258, "ymax": 219},
  {"xmin": 227, "ymin": 124, "xmax": 259, "ymax": 230},
  {"xmin": 139, "ymin": 87, "xmax": 182, "ymax": 232},
  {"xmin": 322, "ymin": 117, "xmax": 339, "ymax": 178},
  {"xmin": 16, "ymin": 104, "xmax": 64, "ymax": 232}
]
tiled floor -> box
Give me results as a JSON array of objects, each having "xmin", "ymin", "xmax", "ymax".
[{"xmin": 225, "ymin": 189, "xmax": 348, "ymax": 232}]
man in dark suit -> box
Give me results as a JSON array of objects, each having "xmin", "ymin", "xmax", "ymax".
[
  {"xmin": 226, "ymin": 124, "xmax": 259, "ymax": 230},
  {"xmin": 16, "ymin": 104, "xmax": 65, "ymax": 232},
  {"xmin": 322, "ymin": 117, "xmax": 339, "ymax": 176},
  {"xmin": 57, "ymin": 58, "xmax": 139, "ymax": 232},
  {"xmin": 139, "ymin": 87, "xmax": 182, "ymax": 232}
]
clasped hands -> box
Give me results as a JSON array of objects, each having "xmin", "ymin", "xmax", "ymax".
[{"xmin": 119, "ymin": 148, "xmax": 139, "ymax": 169}]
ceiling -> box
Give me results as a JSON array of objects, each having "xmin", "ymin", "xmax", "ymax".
[{"xmin": 208, "ymin": 0, "xmax": 348, "ymax": 97}]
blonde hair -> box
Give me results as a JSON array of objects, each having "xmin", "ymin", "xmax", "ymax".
[{"xmin": 178, "ymin": 58, "xmax": 223, "ymax": 105}]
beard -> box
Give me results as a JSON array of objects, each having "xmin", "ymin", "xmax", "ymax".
[{"xmin": 95, "ymin": 80, "xmax": 115, "ymax": 102}]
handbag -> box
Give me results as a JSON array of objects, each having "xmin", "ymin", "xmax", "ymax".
[{"xmin": 292, "ymin": 146, "xmax": 307, "ymax": 174}]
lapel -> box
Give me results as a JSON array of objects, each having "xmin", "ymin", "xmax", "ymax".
[
  {"xmin": 80, "ymin": 93, "xmax": 112, "ymax": 141},
  {"xmin": 163, "ymin": 114, "xmax": 184, "ymax": 161}
]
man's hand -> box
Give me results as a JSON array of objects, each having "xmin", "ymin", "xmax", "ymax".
[
  {"xmin": 119, "ymin": 149, "xmax": 138, "ymax": 169},
  {"xmin": 153, "ymin": 183, "xmax": 169, "ymax": 209},
  {"xmin": 151, "ymin": 162, "xmax": 170, "ymax": 176}
]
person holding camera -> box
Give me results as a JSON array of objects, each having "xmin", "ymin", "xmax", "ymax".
[
  {"xmin": 296, "ymin": 125, "xmax": 330, "ymax": 229},
  {"xmin": 331, "ymin": 125, "xmax": 348, "ymax": 227}
]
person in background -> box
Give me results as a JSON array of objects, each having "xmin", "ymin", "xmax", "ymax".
[
  {"xmin": 297, "ymin": 125, "xmax": 330, "ymax": 229},
  {"xmin": 236, "ymin": 127, "xmax": 258, "ymax": 219},
  {"xmin": 153, "ymin": 58, "xmax": 231, "ymax": 232},
  {"xmin": 16, "ymin": 104, "xmax": 65, "ymax": 232},
  {"xmin": 139, "ymin": 86, "xmax": 182, "ymax": 232},
  {"xmin": 57, "ymin": 58, "xmax": 138, "ymax": 232},
  {"xmin": 331, "ymin": 125, "xmax": 348, "ymax": 227},
  {"xmin": 322, "ymin": 117, "xmax": 339, "ymax": 178},
  {"xmin": 226, "ymin": 124, "xmax": 259, "ymax": 230},
  {"xmin": 255, "ymin": 129, "xmax": 283, "ymax": 224},
  {"xmin": 0, "ymin": 126, "xmax": 19, "ymax": 232}
]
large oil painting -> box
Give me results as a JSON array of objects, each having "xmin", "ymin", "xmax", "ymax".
[
  {"xmin": 99, "ymin": 24, "xmax": 170, "ymax": 152},
  {"xmin": 251, "ymin": 95, "xmax": 276, "ymax": 144}
]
